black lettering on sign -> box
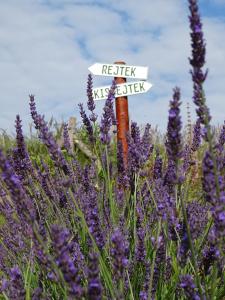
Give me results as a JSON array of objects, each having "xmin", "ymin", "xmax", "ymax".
[
  {"xmin": 114, "ymin": 65, "xmax": 119, "ymax": 76},
  {"xmin": 116, "ymin": 85, "xmax": 122, "ymax": 96},
  {"xmin": 139, "ymin": 82, "xmax": 145, "ymax": 92},
  {"xmin": 100, "ymin": 88, "xmax": 104, "ymax": 98},
  {"xmin": 134, "ymin": 83, "xmax": 139, "ymax": 93},
  {"xmin": 119, "ymin": 66, "xmax": 125, "ymax": 76},
  {"xmin": 127, "ymin": 84, "xmax": 133, "ymax": 93},
  {"xmin": 125, "ymin": 67, "xmax": 130, "ymax": 77},
  {"xmin": 123, "ymin": 84, "xmax": 128, "ymax": 95},
  {"xmin": 108, "ymin": 65, "xmax": 113, "ymax": 75},
  {"xmin": 93, "ymin": 90, "xmax": 99, "ymax": 100},
  {"xmin": 130, "ymin": 67, "xmax": 136, "ymax": 77},
  {"xmin": 102, "ymin": 65, "xmax": 108, "ymax": 74}
]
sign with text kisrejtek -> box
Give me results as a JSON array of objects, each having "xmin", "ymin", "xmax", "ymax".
[
  {"xmin": 88, "ymin": 63, "xmax": 148, "ymax": 80},
  {"xmin": 92, "ymin": 81, "xmax": 152, "ymax": 101}
]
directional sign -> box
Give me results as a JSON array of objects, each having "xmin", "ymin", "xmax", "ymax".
[
  {"xmin": 88, "ymin": 63, "xmax": 148, "ymax": 80},
  {"xmin": 92, "ymin": 81, "xmax": 152, "ymax": 101}
]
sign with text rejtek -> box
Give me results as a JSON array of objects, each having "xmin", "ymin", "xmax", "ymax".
[
  {"xmin": 92, "ymin": 81, "xmax": 152, "ymax": 101},
  {"xmin": 88, "ymin": 63, "xmax": 148, "ymax": 80}
]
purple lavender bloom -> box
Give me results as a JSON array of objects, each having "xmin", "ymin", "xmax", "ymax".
[
  {"xmin": 191, "ymin": 119, "xmax": 202, "ymax": 152},
  {"xmin": 29, "ymin": 96, "xmax": 71, "ymax": 175},
  {"xmin": 14, "ymin": 115, "xmax": 27, "ymax": 160},
  {"xmin": 78, "ymin": 166, "xmax": 105, "ymax": 249},
  {"xmin": 178, "ymin": 223, "xmax": 189, "ymax": 267},
  {"xmin": 141, "ymin": 123, "xmax": 153, "ymax": 161},
  {"xmin": 0, "ymin": 149, "xmax": 35, "ymax": 221},
  {"xmin": 135, "ymin": 204, "xmax": 146, "ymax": 263},
  {"xmin": 111, "ymin": 228, "xmax": 129, "ymax": 281},
  {"xmin": 12, "ymin": 115, "xmax": 34, "ymax": 183},
  {"xmin": 200, "ymin": 243, "xmax": 220, "ymax": 276},
  {"xmin": 117, "ymin": 140, "xmax": 129, "ymax": 188},
  {"xmin": 153, "ymin": 149, "xmax": 163, "ymax": 180},
  {"xmin": 163, "ymin": 159, "xmax": 177, "ymax": 194},
  {"xmin": 85, "ymin": 188, "xmax": 105, "ymax": 250},
  {"xmin": 182, "ymin": 144, "xmax": 192, "ymax": 174},
  {"xmin": 165, "ymin": 87, "xmax": 182, "ymax": 162},
  {"xmin": 87, "ymin": 73, "xmax": 97, "ymax": 123},
  {"xmin": 187, "ymin": 201, "xmax": 209, "ymax": 239},
  {"xmin": 51, "ymin": 225, "xmax": 84, "ymax": 298},
  {"xmin": 100, "ymin": 80, "xmax": 116, "ymax": 145},
  {"xmin": 151, "ymin": 234, "xmax": 167, "ymax": 295},
  {"xmin": 218, "ymin": 121, "xmax": 225, "ymax": 146},
  {"xmin": 202, "ymin": 150, "xmax": 225, "ymax": 239},
  {"xmin": 63, "ymin": 122, "xmax": 72, "ymax": 153},
  {"xmin": 180, "ymin": 275, "xmax": 201, "ymax": 300},
  {"xmin": 131, "ymin": 121, "xmax": 141, "ymax": 145},
  {"xmin": 188, "ymin": 0, "xmax": 211, "ymax": 126},
  {"xmin": 6, "ymin": 266, "xmax": 25, "ymax": 300},
  {"xmin": 78, "ymin": 103, "xmax": 95, "ymax": 143},
  {"xmin": 29, "ymin": 94, "xmax": 39, "ymax": 129},
  {"xmin": 87, "ymin": 253, "xmax": 102, "ymax": 300},
  {"xmin": 139, "ymin": 262, "xmax": 150, "ymax": 300}
]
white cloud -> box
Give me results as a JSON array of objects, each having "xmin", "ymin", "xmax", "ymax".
[{"xmin": 0, "ymin": 0, "xmax": 224, "ymax": 136}]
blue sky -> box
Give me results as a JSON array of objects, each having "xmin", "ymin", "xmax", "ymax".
[{"xmin": 0, "ymin": 0, "xmax": 225, "ymax": 135}]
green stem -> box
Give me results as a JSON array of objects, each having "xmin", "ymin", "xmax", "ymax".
[{"xmin": 148, "ymin": 218, "xmax": 162, "ymax": 300}]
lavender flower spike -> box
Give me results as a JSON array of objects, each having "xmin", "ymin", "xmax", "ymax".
[
  {"xmin": 188, "ymin": 0, "xmax": 211, "ymax": 125},
  {"xmin": 100, "ymin": 80, "xmax": 117, "ymax": 145},
  {"xmin": 78, "ymin": 103, "xmax": 95, "ymax": 144},
  {"xmin": 180, "ymin": 275, "xmax": 201, "ymax": 300},
  {"xmin": 87, "ymin": 253, "xmax": 102, "ymax": 300},
  {"xmin": 4, "ymin": 266, "xmax": 26, "ymax": 300},
  {"xmin": 111, "ymin": 228, "xmax": 129, "ymax": 281},
  {"xmin": 87, "ymin": 73, "xmax": 97, "ymax": 122},
  {"xmin": 165, "ymin": 87, "xmax": 182, "ymax": 162},
  {"xmin": 51, "ymin": 225, "xmax": 84, "ymax": 298},
  {"xmin": 63, "ymin": 122, "xmax": 72, "ymax": 153}
]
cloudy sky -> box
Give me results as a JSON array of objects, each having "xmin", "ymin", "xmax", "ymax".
[{"xmin": 0, "ymin": 0, "xmax": 225, "ymax": 135}]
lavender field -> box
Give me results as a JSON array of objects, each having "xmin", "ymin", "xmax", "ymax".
[{"xmin": 0, "ymin": 0, "xmax": 225, "ymax": 299}]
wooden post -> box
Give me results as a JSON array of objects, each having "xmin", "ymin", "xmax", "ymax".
[{"xmin": 114, "ymin": 61, "xmax": 129, "ymax": 165}]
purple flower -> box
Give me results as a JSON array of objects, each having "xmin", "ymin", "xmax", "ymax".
[
  {"xmin": 87, "ymin": 253, "xmax": 102, "ymax": 300},
  {"xmin": 87, "ymin": 73, "xmax": 97, "ymax": 122},
  {"xmin": 117, "ymin": 140, "xmax": 129, "ymax": 188},
  {"xmin": 187, "ymin": 201, "xmax": 209, "ymax": 239},
  {"xmin": 200, "ymin": 243, "xmax": 220, "ymax": 276},
  {"xmin": 51, "ymin": 225, "xmax": 84, "ymax": 298},
  {"xmin": 100, "ymin": 80, "xmax": 116, "ymax": 145},
  {"xmin": 218, "ymin": 120, "xmax": 225, "ymax": 146},
  {"xmin": 111, "ymin": 228, "xmax": 129, "ymax": 281},
  {"xmin": 78, "ymin": 103, "xmax": 95, "ymax": 144},
  {"xmin": 202, "ymin": 150, "xmax": 225, "ymax": 240},
  {"xmin": 191, "ymin": 119, "xmax": 202, "ymax": 152},
  {"xmin": 165, "ymin": 87, "xmax": 182, "ymax": 162},
  {"xmin": 153, "ymin": 149, "xmax": 163, "ymax": 180},
  {"xmin": 188, "ymin": 0, "xmax": 211, "ymax": 126},
  {"xmin": 12, "ymin": 115, "xmax": 34, "ymax": 183},
  {"xmin": 78, "ymin": 166, "xmax": 105, "ymax": 249},
  {"xmin": 141, "ymin": 123, "xmax": 153, "ymax": 161},
  {"xmin": 135, "ymin": 204, "xmax": 146, "ymax": 263},
  {"xmin": 127, "ymin": 122, "xmax": 152, "ymax": 179},
  {"xmin": 180, "ymin": 274, "xmax": 201, "ymax": 300},
  {"xmin": 29, "ymin": 96, "xmax": 71, "ymax": 175},
  {"xmin": 2, "ymin": 266, "xmax": 26, "ymax": 300},
  {"xmin": 0, "ymin": 149, "xmax": 36, "ymax": 221},
  {"xmin": 63, "ymin": 122, "xmax": 72, "ymax": 153}
]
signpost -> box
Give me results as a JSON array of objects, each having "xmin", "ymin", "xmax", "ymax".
[
  {"xmin": 88, "ymin": 61, "xmax": 152, "ymax": 165},
  {"xmin": 92, "ymin": 81, "xmax": 152, "ymax": 101},
  {"xmin": 88, "ymin": 63, "xmax": 148, "ymax": 80}
]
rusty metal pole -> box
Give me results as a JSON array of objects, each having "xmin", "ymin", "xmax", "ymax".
[{"xmin": 114, "ymin": 61, "xmax": 129, "ymax": 165}]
